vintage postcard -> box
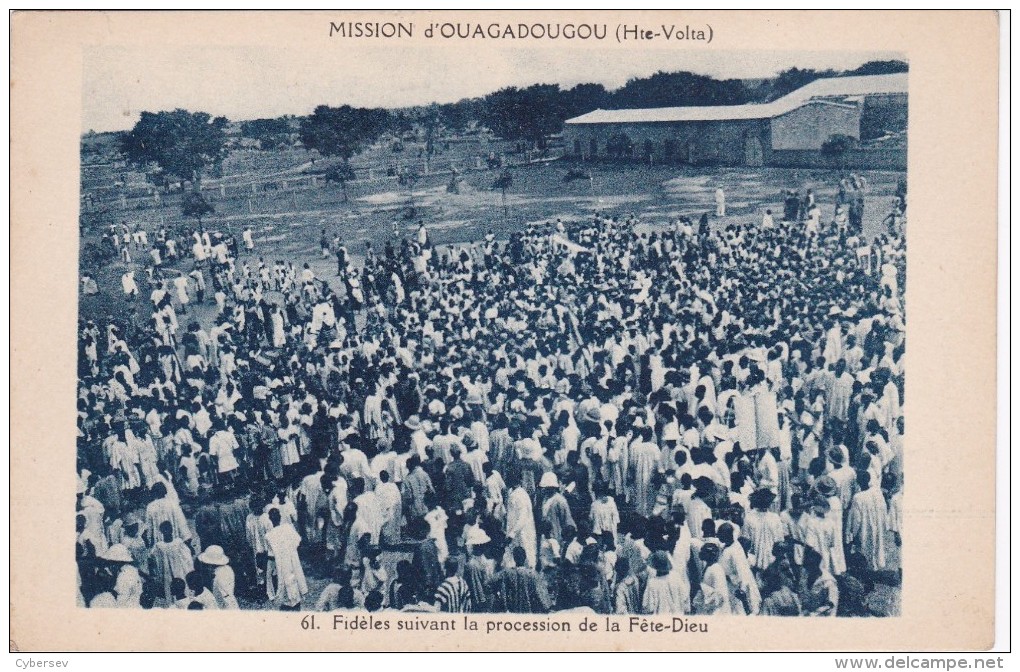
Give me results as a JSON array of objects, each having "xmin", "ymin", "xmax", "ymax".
[{"xmin": 10, "ymin": 10, "xmax": 1000, "ymax": 652}]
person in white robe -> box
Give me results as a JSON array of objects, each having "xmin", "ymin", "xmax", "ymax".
[
  {"xmin": 643, "ymin": 551, "xmax": 689, "ymax": 615},
  {"xmin": 198, "ymin": 545, "xmax": 240, "ymax": 609},
  {"xmin": 375, "ymin": 470, "xmax": 403, "ymax": 546},
  {"xmin": 718, "ymin": 523, "xmax": 761, "ymax": 615},
  {"xmin": 846, "ymin": 471, "xmax": 888, "ymax": 572},
  {"xmin": 148, "ymin": 521, "xmax": 195, "ymax": 600},
  {"xmin": 505, "ymin": 483, "xmax": 537, "ymax": 568},
  {"xmin": 694, "ymin": 543, "xmax": 731, "ymax": 615},
  {"xmin": 144, "ymin": 482, "xmax": 191, "ymax": 545},
  {"xmin": 732, "ymin": 386, "xmax": 758, "ymax": 452},
  {"xmin": 265, "ymin": 507, "xmax": 308, "ymax": 609},
  {"xmin": 742, "ymin": 489, "xmax": 785, "ymax": 571},
  {"xmin": 813, "ymin": 477, "xmax": 847, "ymax": 576},
  {"xmin": 352, "ymin": 479, "xmax": 383, "ymax": 545},
  {"xmin": 630, "ymin": 426, "xmax": 661, "ymax": 516}
]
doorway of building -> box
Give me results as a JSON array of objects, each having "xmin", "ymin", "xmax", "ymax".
[{"xmin": 744, "ymin": 132, "xmax": 764, "ymax": 166}]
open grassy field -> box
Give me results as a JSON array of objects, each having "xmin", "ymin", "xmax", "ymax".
[{"xmin": 79, "ymin": 144, "xmax": 904, "ymax": 325}]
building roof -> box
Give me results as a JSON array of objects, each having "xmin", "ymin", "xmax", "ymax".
[{"xmin": 564, "ymin": 73, "xmax": 908, "ymax": 125}]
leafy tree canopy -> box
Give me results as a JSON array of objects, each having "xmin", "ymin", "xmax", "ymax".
[
  {"xmin": 240, "ymin": 117, "xmax": 293, "ymax": 149},
  {"xmin": 299, "ymin": 105, "xmax": 389, "ymax": 162},
  {"xmin": 481, "ymin": 84, "xmax": 564, "ymax": 147},
  {"xmin": 120, "ymin": 109, "xmax": 228, "ymax": 184}
]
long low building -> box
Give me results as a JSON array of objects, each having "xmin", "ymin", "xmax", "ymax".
[{"xmin": 562, "ymin": 73, "xmax": 907, "ymax": 169}]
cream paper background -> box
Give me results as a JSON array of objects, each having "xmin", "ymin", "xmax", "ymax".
[{"xmin": 10, "ymin": 10, "xmax": 999, "ymax": 652}]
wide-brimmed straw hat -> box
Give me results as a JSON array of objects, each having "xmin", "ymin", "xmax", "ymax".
[
  {"xmin": 101, "ymin": 544, "xmax": 134, "ymax": 563},
  {"xmin": 465, "ymin": 528, "xmax": 491, "ymax": 546},
  {"xmin": 198, "ymin": 545, "xmax": 230, "ymax": 566},
  {"xmin": 538, "ymin": 472, "xmax": 559, "ymax": 489}
]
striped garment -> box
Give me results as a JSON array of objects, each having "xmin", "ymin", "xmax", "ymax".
[{"xmin": 434, "ymin": 576, "xmax": 473, "ymax": 613}]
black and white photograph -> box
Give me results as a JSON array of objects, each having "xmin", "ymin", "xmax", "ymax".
[{"xmin": 71, "ymin": 40, "xmax": 913, "ymax": 621}]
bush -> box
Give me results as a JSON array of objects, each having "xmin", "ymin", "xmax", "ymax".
[
  {"xmin": 821, "ymin": 134, "xmax": 858, "ymax": 158},
  {"xmin": 182, "ymin": 190, "xmax": 214, "ymax": 223}
]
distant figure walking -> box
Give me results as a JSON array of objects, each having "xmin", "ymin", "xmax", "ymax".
[{"xmin": 715, "ymin": 187, "xmax": 726, "ymax": 217}]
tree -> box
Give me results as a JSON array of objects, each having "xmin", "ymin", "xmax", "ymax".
[
  {"xmin": 422, "ymin": 104, "xmax": 440, "ymax": 173},
  {"xmin": 398, "ymin": 167, "xmax": 422, "ymax": 219},
  {"xmin": 562, "ymin": 83, "xmax": 610, "ymax": 119},
  {"xmin": 182, "ymin": 190, "xmax": 214, "ymax": 225},
  {"xmin": 438, "ymin": 101, "xmax": 471, "ymax": 134},
  {"xmin": 240, "ymin": 117, "xmax": 293, "ymax": 150},
  {"xmin": 482, "ymin": 84, "xmax": 564, "ymax": 149},
  {"xmin": 120, "ymin": 109, "xmax": 228, "ymax": 191},
  {"xmin": 324, "ymin": 163, "xmax": 357, "ymax": 202},
  {"xmin": 300, "ymin": 105, "xmax": 388, "ymax": 201},
  {"xmin": 760, "ymin": 67, "xmax": 836, "ymax": 101},
  {"xmin": 299, "ymin": 105, "xmax": 388, "ymax": 162},
  {"xmin": 611, "ymin": 71, "xmax": 749, "ymax": 109},
  {"xmin": 492, "ymin": 169, "xmax": 513, "ymax": 221},
  {"xmin": 846, "ymin": 60, "xmax": 909, "ymax": 76}
]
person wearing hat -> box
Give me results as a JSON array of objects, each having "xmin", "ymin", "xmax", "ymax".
[
  {"xmin": 464, "ymin": 528, "xmax": 495, "ymax": 611},
  {"xmin": 198, "ymin": 545, "xmax": 239, "ymax": 609},
  {"xmin": 642, "ymin": 550, "xmax": 689, "ymax": 615},
  {"xmin": 100, "ymin": 544, "xmax": 143, "ymax": 609},
  {"xmin": 404, "ymin": 415, "xmax": 430, "ymax": 462},
  {"xmin": 813, "ymin": 476, "xmax": 846, "ymax": 576}
]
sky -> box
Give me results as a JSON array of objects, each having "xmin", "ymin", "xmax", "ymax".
[{"xmin": 82, "ymin": 46, "xmax": 903, "ymax": 133}]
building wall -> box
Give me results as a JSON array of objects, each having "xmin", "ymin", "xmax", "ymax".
[
  {"xmin": 562, "ymin": 95, "xmax": 906, "ymax": 169},
  {"xmin": 769, "ymin": 102, "xmax": 862, "ymax": 151},
  {"xmin": 562, "ymin": 119, "xmax": 771, "ymax": 166},
  {"xmin": 770, "ymin": 146, "xmax": 907, "ymax": 170}
]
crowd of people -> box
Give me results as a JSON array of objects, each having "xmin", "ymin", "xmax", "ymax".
[{"xmin": 76, "ymin": 176, "xmax": 906, "ymax": 617}]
